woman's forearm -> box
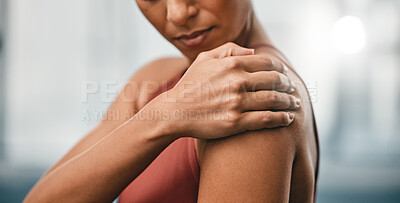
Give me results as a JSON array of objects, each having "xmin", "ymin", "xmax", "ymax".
[{"xmin": 24, "ymin": 107, "xmax": 178, "ymax": 203}]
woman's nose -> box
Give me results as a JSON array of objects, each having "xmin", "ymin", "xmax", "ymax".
[{"xmin": 166, "ymin": 0, "xmax": 198, "ymax": 26}]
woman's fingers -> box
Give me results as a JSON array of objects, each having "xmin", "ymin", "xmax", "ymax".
[
  {"xmin": 204, "ymin": 42, "xmax": 255, "ymax": 58},
  {"xmin": 218, "ymin": 55, "xmax": 294, "ymax": 92},
  {"xmin": 242, "ymin": 91, "xmax": 301, "ymax": 111},
  {"xmin": 244, "ymin": 71, "xmax": 295, "ymax": 93},
  {"xmin": 238, "ymin": 111, "xmax": 295, "ymax": 131},
  {"xmin": 232, "ymin": 54, "xmax": 288, "ymax": 74}
]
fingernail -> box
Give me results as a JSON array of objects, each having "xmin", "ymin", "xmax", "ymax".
[
  {"xmin": 289, "ymin": 87, "xmax": 295, "ymax": 93},
  {"xmin": 283, "ymin": 64, "xmax": 288, "ymax": 75},
  {"xmin": 295, "ymin": 98, "xmax": 301, "ymax": 107},
  {"xmin": 288, "ymin": 112, "xmax": 295, "ymax": 121}
]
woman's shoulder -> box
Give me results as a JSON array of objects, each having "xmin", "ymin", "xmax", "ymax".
[
  {"xmin": 132, "ymin": 57, "xmax": 189, "ymax": 81},
  {"xmin": 130, "ymin": 57, "xmax": 189, "ymax": 109}
]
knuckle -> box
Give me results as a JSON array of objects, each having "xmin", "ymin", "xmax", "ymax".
[
  {"xmin": 268, "ymin": 91, "xmax": 280, "ymax": 103},
  {"xmin": 228, "ymin": 99, "xmax": 241, "ymax": 112},
  {"xmin": 230, "ymin": 75, "xmax": 247, "ymax": 91},
  {"xmin": 264, "ymin": 56, "xmax": 273, "ymax": 67},
  {"xmin": 263, "ymin": 112, "xmax": 273, "ymax": 123},
  {"xmin": 224, "ymin": 42, "xmax": 237, "ymax": 48},
  {"xmin": 197, "ymin": 51, "xmax": 208, "ymax": 59},
  {"xmin": 233, "ymin": 93, "xmax": 245, "ymax": 106},
  {"xmin": 270, "ymin": 71, "xmax": 282, "ymax": 84},
  {"xmin": 283, "ymin": 78, "xmax": 291, "ymax": 91},
  {"xmin": 290, "ymin": 95, "xmax": 296, "ymax": 105},
  {"xmin": 226, "ymin": 111, "xmax": 241, "ymax": 126},
  {"xmin": 224, "ymin": 57, "xmax": 241, "ymax": 70},
  {"xmin": 230, "ymin": 81, "xmax": 241, "ymax": 91},
  {"xmin": 237, "ymin": 75, "xmax": 247, "ymax": 86},
  {"xmin": 234, "ymin": 91, "xmax": 245, "ymax": 100}
]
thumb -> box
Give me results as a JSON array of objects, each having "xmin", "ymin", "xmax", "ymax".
[{"xmin": 206, "ymin": 42, "xmax": 254, "ymax": 59}]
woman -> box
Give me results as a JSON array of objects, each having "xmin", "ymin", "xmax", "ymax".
[{"xmin": 24, "ymin": 0, "xmax": 319, "ymax": 202}]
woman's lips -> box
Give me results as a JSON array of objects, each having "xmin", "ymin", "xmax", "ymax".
[{"xmin": 175, "ymin": 27, "xmax": 214, "ymax": 47}]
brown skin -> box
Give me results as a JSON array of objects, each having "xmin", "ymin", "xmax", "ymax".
[{"xmin": 24, "ymin": 0, "xmax": 317, "ymax": 202}]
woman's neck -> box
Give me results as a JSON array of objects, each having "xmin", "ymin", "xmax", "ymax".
[{"xmin": 241, "ymin": 14, "xmax": 273, "ymax": 48}]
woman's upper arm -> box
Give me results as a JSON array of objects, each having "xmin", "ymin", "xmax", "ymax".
[{"xmin": 197, "ymin": 127, "xmax": 296, "ymax": 202}]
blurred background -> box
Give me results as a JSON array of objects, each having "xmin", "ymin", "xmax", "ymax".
[{"xmin": 0, "ymin": 0, "xmax": 399, "ymax": 202}]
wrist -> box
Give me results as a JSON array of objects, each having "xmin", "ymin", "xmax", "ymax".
[{"xmin": 132, "ymin": 96, "xmax": 184, "ymax": 143}]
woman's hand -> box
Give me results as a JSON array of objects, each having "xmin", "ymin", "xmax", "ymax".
[{"xmin": 143, "ymin": 43, "xmax": 300, "ymax": 140}]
